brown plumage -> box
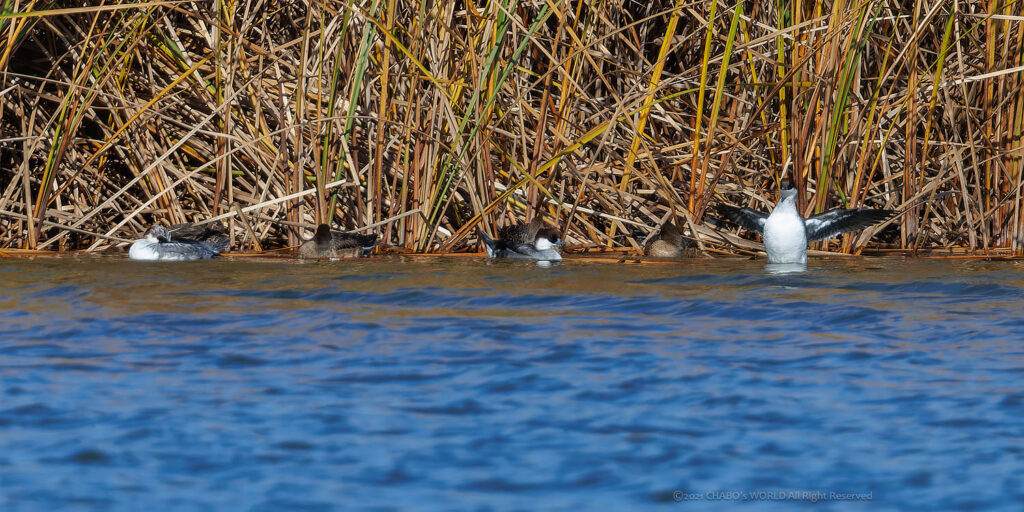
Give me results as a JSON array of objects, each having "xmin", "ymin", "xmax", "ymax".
[
  {"xmin": 167, "ymin": 222, "xmax": 230, "ymax": 251},
  {"xmin": 497, "ymin": 218, "xmax": 545, "ymax": 246},
  {"xmin": 298, "ymin": 224, "xmax": 378, "ymax": 259},
  {"xmin": 644, "ymin": 221, "xmax": 690, "ymax": 258}
]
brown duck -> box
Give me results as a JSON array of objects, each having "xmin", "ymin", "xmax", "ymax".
[
  {"xmin": 299, "ymin": 224, "xmax": 378, "ymax": 259},
  {"xmin": 644, "ymin": 220, "xmax": 689, "ymax": 258}
]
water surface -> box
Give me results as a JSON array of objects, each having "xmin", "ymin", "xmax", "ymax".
[{"xmin": 1, "ymin": 256, "xmax": 1022, "ymax": 510}]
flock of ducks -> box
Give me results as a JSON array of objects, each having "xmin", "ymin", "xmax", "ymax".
[
  {"xmin": 129, "ymin": 180, "xmax": 896, "ymax": 265},
  {"xmin": 128, "ymin": 222, "xmax": 378, "ymax": 261}
]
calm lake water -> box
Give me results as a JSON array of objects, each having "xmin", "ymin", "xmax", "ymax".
[{"xmin": 1, "ymin": 256, "xmax": 1022, "ymax": 511}]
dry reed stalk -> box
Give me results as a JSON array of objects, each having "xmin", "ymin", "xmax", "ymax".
[{"xmin": 0, "ymin": 0, "xmax": 1022, "ymax": 256}]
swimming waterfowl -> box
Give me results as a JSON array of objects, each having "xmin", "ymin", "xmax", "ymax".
[
  {"xmin": 298, "ymin": 224, "xmax": 378, "ymax": 259},
  {"xmin": 644, "ymin": 220, "xmax": 689, "ymax": 258},
  {"xmin": 719, "ymin": 180, "xmax": 895, "ymax": 264},
  {"xmin": 480, "ymin": 223, "xmax": 566, "ymax": 261},
  {"xmin": 129, "ymin": 225, "xmax": 229, "ymax": 260}
]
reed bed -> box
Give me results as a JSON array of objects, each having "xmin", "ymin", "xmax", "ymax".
[{"xmin": 1, "ymin": 0, "xmax": 1022, "ymax": 255}]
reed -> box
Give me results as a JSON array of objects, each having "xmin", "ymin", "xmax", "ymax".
[{"xmin": 1, "ymin": 0, "xmax": 1022, "ymax": 255}]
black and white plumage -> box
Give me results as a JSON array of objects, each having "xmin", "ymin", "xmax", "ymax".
[
  {"xmin": 480, "ymin": 223, "xmax": 566, "ymax": 261},
  {"xmin": 719, "ymin": 180, "xmax": 895, "ymax": 264},
  {"xmin": 298, "ymin": 224, "xmax": 378, "ymax": 259},
  {"xmin": 129, "ymin": 225, "xmax": 228, "ymax": 261}
]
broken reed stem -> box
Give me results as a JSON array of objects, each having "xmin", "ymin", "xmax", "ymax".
[{"xmin": 0, "ymin": 0, "xmax": 1021, "ymax": 256}]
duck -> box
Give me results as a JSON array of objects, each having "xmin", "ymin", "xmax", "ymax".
[
  {"xmin": 480, "ymin": 221, "xmax": 566, "ymax": 261},
  {"xmin": 298, "ymin": 224, "xmax": 378, "ymax": 259},
  {"xmin": 719, "ymin": 179, "xmax": 895, "ymax": 264},
  {"xmin": 129, "ymin": 224, "xmax": 229, "ymax": 260},
  {"xmin": 644, "ymin": 220, "xmax": 689, "ymax": 258}
]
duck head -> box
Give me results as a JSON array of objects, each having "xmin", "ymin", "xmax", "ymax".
[
  {"xmin": 144, "ymin": 225, "xmax": 171, "ymax": 243},
  {"xmin": 313, "ymin": 224, "xmax": 332, "ymax": 244},
  {"xmin": 534, "ymin": 228, "xmax": 566, "ymax": 251},
  {"xmin": 779, "ymin": 179, "xmax": 798, "ymax": 201}
]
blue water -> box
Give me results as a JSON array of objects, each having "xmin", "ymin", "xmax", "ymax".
[{"xmin": 1, "ymin": 256, "xmax": 1022, "ymax": 511}]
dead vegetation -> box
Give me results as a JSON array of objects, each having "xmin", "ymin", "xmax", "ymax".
[{"xmin": 1, "ymin": 0, "xmax": 1022, "ymax": 255}]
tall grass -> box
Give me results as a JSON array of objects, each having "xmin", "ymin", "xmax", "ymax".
[{"xmin": 1, "ymin": 0, "xmax": 1022, "ymax": 255}]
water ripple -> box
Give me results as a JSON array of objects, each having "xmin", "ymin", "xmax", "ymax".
[{"xmin": 0, "ymin": 257, "xmax": 1021, "ymax": 511}]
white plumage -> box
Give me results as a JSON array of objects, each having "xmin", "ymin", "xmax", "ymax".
[
  {"xmin": 720, "ymin": 180, "xmax": 895, "ymax": 265},
  {"xmin": 762, "ymin": 188, "xmax": 809, "ymax": 264}
]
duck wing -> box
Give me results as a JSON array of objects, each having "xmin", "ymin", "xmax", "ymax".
[
  {"xmin": 188, "ymin": 236, "xmax": 227, "ymax": 253},
  {"xmin": 168, "ymin": 223, "xmax": 229, "ymax": 252},
  {"xmin": 480, "ymin": 230, "xmax": 537, "ymax": 258},
  {"xmin": 497, "ymin": 218, "xmax": 543, "ymax": 246},
  {"xmin": 496, "ymin": 224, "xmax": 524, "ymax": 244},
  {"xmin": 719, "ymin": 206, "xmax": 768, "ymax": 235},
  {"xmin": 156, "ymin": 240, "xmax": 218, "ymax": 259},
  {"xmin": 804, "ymin": 208, "xmax": 895, "ymax": 241},
  {"xmin": 297, "ymin": 238, "xmax": 329, "ymax": 259},
  {"xmin": 490, "ymin": 243, "xmax": 540, "ymax": 259},
  {"xmin": 331, "ymin": 231, "xmax": 377, "ymax": 249},
  {"xmin": 645, "ymin": 239, "xmax": 684, "ymax": 257}
]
